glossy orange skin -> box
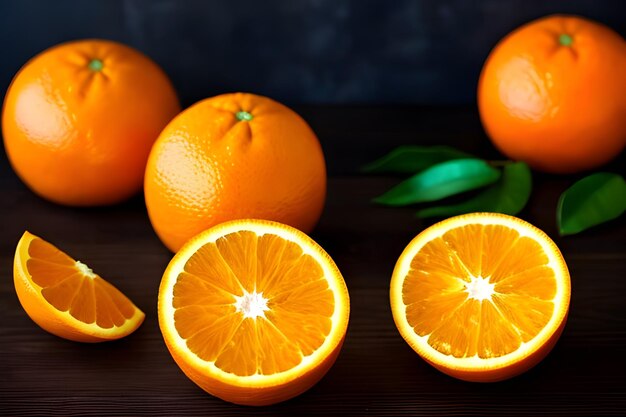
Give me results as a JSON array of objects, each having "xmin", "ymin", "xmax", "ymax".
[
  {"xmin": 478, "ymin": 15, "xmax": 626, "ymax": 173},
  {"xmin": 2, "ymin": 39, "xmax": 181, "ymax": 205},
  {"xmin": 144, "ymin": 93, "xmax": 327, "ymax": 252}
]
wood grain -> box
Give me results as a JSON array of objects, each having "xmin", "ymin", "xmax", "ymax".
[{"xmin": 1, "ymin": 106, "xmax": 625, "ymax": 416}]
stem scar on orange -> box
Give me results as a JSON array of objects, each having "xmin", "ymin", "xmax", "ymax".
[
  {"xmin": 158, "ymin": 219, "xmax": 350, "ymax": 405},
  {"xmin": 390, "ymin": 213, "xmax": 570, "ymax": 382},
  {"xmin": 478, "ymin": 15, "xmax": 626, "ymax": 173},
  {"xmin": 144, "ymin": 92, "xmax": 327, "ymax": 253},
  {"xmin": 2, "ymin": 39, "xmax": 181, "ymax": 205}
]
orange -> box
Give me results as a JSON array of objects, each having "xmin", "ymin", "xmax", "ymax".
[
  {"xmin": 158, "ymin": 219, "xmax": 349, "ymax": 405},
  {"xmin": 2, "ymin": 39, "xmax": 181, "ymax": 205},
  {"xmin": 478, "ymin": 15, "xmax": 626, "ymax": 173},
  {"xmin": 13, "ymin": 231, "xmax": 145, "ymax": 342},
  {"xmin": 390, "ymin": 213, "xmax": 570, "ymax": 382},
  {"xmin": 144, "ymin": 92, "xmax": 326, "ymax": 252}
]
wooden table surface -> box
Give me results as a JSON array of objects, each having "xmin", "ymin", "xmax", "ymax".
[{"xmin": 1, "ymin": 106, "xmax": 625, "ymax": 416}]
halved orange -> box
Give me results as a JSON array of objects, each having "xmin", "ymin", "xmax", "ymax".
[
  {"xmin": 390, "ymin": 213, "xmax": 570, "ymax": 382},
  {"xmin": 158, "ymin": 219, "xmax": 350, "ymax": 406},
  {"xmin": 14, "ymin": 231, "xmax": 145, "ymax": 342}
]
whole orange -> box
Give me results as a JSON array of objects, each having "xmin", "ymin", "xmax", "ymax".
[
  {"xmin": 144, "ymin": 92, "xmax": 327, "ymax": 252},
  {"xmin": 478, "ymin": 15, "xmax": 626, "ymax": 173},
  {"xmin": 2, "ymin": 39, "xmax": 181, "ymax": 205}
]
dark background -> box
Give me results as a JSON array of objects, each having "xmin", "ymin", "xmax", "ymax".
[
  {"xmin": 1, "ymin": 0, "xmax": 625, "ymax": 107},
  {"xmin": 1, "ymin": 2, "xmax": 626, "ymax": 416}
]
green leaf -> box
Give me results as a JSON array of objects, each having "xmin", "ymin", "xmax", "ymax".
[
  {"xmin": 557, "ymin": 173, "xmax": 626, "ymax": 236},
  {"xmin": 373, "ymin": 158, "xmax": 501, "ymax": 206},
  {"xmin": 362, "ymin": 145, "xmax": 472, "ymax": 174},
  {"xmin": 416, "ymin": 161, "xmax": 532, "ymax": 218}
]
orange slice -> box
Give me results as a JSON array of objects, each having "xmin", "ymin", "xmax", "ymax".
[
  {"xmin": 390, "ymin": 213, "xmax": 570, "ymax": 382},
  {"xmin": 14, "ymin": 231, "xmax": 145, "ymax": 342},
  {"xmin": 158, "ymin": 219, "xmax": 350, "ymax": 405}
]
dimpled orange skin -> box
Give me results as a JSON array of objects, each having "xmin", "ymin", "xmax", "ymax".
[
  {"xmin": 2, "ymin": 39, "xmax": 181, "ymax": 205},
  {"xmin": 478, "ymin": 15, "xmax": 626, "ymax": 173},
  {"xmin": 144, "ymin": 93, "xmax": 327, "ymax": 253}
]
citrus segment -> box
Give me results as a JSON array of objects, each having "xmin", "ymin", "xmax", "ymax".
[
  {"xmin": 390, "ymin": 213, "xmax": 570, "ymax": 382},
  {"xmin": 158, "ymin": 220, "xmax": 349, "ymax": 405},
  {"xmin": 14, "ymin": 231, "xmax": 145, "ymax": 342}
]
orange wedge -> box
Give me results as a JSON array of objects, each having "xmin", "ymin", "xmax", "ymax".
[
  {"xmin": 14, "ymin": 231, "xmax": 145, "ymax": 342},
  {"xmin": 158, "ymin": 219, "xmax": 350, "ymax": 405},
  {"xmin": 390, "ymin": 213, "xmax": 570, "ymax": 382}
]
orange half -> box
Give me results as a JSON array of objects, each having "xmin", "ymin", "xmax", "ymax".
[
  {"xmin": 390, "ymin": 213, "xmax": 570, "ymax": 382},
  {"xmin": 14, "ymin": 231, "xmax": 145, "ymax": 342},
  {"xmin": 158, "ymin": 219, "xmax": 350, "ymax": 405}
]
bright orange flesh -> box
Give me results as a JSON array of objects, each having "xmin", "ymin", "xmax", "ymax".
[
  {"xmin": 390, "ymin": 213, "xmax": 570, "ymax": 382},
  {"xmin": 14, "ymin": 232, "xmax": 145, "ymax": 342},
  {"xmin": 175, "ymin": 231, "xmax": 333, "ymax": 375},
  {"xmin": 158, "ymin": 220, "xmax": 349, "ymax": 405}
]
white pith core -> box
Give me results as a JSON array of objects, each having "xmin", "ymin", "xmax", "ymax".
[
  {"xmin": 464, "ymin": 275, "xmax": 495, "ymax": 302},
  {"xmin": 75, "ymin": 261, "xmax": 96, "ymax": 279},
  {"xmin": 234, "ymin": 290, "xmax": 270, "ymax": 319}
]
